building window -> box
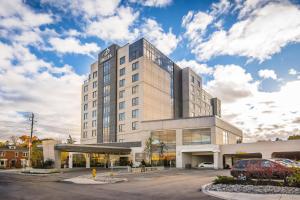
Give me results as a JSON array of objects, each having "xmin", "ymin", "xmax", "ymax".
[
  {"xmin": 119, "ymin": 90, "xmax": 125, "ymax": 98},
  {"xmin": 93, "ymin": 81, "xmax": 97, "ymax": 88},
  {"xmin": 84, "ymin": 85, "xmax": 88, "ymax": 92},
  {"xmin": 183, "ymin": 128, "xmax": 211, "ymax": 145},
  {"xmin": 92, "ymin": 120, "xmax": 97, "ymax": 127},
  {"xmin": 132, "ymin": 97, "xmax": 139, "ymax": 106},
  {"xmin": 132, "ymin": 73, "xmax": 139, "ymax": 82},
  {"xmin": 83, "ymin": 122, "xmax": 88, "ymax": 129},
  {"xmin": 132, "ymin": 85, "xmax": 138, "ymax": 94},
  {"xmin": 84, "ymin": 95, "xmax": 88, "ymax": 101},
  {"xmin": 223, "ymin": 131, "xmax": 229, "ymax": 144},
  {"xmin": 92, "ymin": 91, "xmax": 97, "ymax": 98},
  {"xmin": 132, "ymin": 109, "xmax": 139, "ymax": 118},
  {"xmin": 120, "ymin": 68, "xmax": 125, "ymax": 76},
  {"xmin": 92, "ymin": 110, "xmax": 97, "ymax": 118},
  {"xmin": 191, "ymin": 75, "xmax": 195, "ymax": 83},
  {"xmin": 119, "ymin": 124, "xmax": 124, "ymax": 132},
  {"xmin": 197, "ymin": 80, "xmax": 201, "ymax": 87},
  {"xmin": 83, "ymin": 104, "xmax": 88, "ymax": 111},
  {"xmin": 191, "ymin": 85, "xmax": 195, "ymax": 93},
  {"xmin": 93, "ymin": 71, "xmax": 98, "ymax": 79},
  {"xmin": 132, "ymin": 121, "xmax": 138, "ymax": 130},
  {"xmin": 92, "ymin": 130, "xmax": 97, "ymax": 137},
  {"xmin": 83, "ymin": 113, "xmax": 88, "ymax": 120},
  {"xmin": 120, "ymin": 56, "xmax": 125, "ymax": 65},
  {"xmin": 23, "ymin": 152, "xmax": 28, "ymax": 157},
  {"xmin": 103, "ymin": 85, "xmax": 110, "ymax": 96},
  {"xmin": 15, "ymin": 152, "xmax": 18, "ymax": 157},
  {"xmin": 119, "ymin": 101, "xmax": 125, "ymax": 110},
  {"xmin": 104, "ymin": 74, "xmax": 110, "ymax": 85},
  {"xmin": 119, "ymin": 113, "xmax": 125, "ymax": 121},
  {"xmin": 82, "ymin": 131, "xmax": 87, "ymax": 138},
  {"xmin": 132, "ymin": 61, "xmax": 139, "ymax": 71},
  {"xmin": 92, "ymin": 100, "xmax": 97, "ymax": 108},
  {"xmin": 119, "ymin": 79, "xmax": 125, "ymax": 87}
]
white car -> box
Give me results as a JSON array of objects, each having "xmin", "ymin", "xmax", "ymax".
[{"xmin": 198, "ymin": 162, "xmax": 214, "ymax": 168}]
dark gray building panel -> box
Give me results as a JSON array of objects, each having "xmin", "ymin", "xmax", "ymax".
[
  {"xmin": 173, "ymin": 63, "xmax": 182, "ymax": 119},
  {"xmin": 97, "ymin": 44, "xmax": 119, "ymax": 143}
]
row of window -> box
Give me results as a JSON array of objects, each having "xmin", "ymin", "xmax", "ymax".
[
  {"xmin": 119, "ymin": 85, "xmax": 138, "ymax": 98},
  {"xmin": 119, "ymin": 61, "xmax": 139, "ymax": 77},
  {"xmin": 191, "ymin": 75, "xmax": 201, "ymax": 87},
  {"xmin": 0, "ymin": 152, "xmax": 28, "ymax": 157},
  {"xmin": 83, "ymin": 120, "xmax": 97, "ymax": 129},
  {"xmin": 119, "ymin": 121, "xmax": 138, "ymax": 132},
  {"xmin": 118, "ymin": 97, "xmax": 139, "ymax": 110},
  {"xmin": 119, "ymin": 109, "xmax": 139, "ymax": 121},
  {"xmin": 82, "ymin": 129, "xmax": 98, "ymax": 138},
  {"xmin": 119, "ymin": 73, "xmax": 139, "ymax": 87},
  {"xmin": 83, "ymin": 110, "xmax": 97, "ymax": 120}
]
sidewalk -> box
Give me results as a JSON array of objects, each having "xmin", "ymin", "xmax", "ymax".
[{"xmin": 202, "ymin": 184, "xmax": 300, "ymax": 200}]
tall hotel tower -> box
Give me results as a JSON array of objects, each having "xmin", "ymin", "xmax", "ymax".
[{"xmin": 81, "ymin": 38, "xmax": 221, "ymax": 144}]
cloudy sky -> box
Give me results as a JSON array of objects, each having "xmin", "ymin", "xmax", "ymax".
[{"xmin": 0, "ymin": 0, "xmax": 300, "ymax": 142}]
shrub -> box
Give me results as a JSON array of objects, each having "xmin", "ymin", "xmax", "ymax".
[
  {"xmin": 213, "ymin": 176, "xmax": 236, "ymax": 184},
  {"xmin": 288, "ymin": 170, "xmax": 300, "ymax": 187},
  {"xmin": 43, "ymin": 159, "xmax": 54, "ymax": 169}
]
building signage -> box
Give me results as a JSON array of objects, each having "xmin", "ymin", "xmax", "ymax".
[{"xmin": 100, "ymin": 48, "xmax": 112, "ymax": 63}]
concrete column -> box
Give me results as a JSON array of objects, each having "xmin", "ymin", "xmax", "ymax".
[
  {"xmin": 85, "ymin": 153, "xmax": 90, "ymax": 168},
  {"xmin": 175, "ymin": 129, "xmax": 183, "ymax": 168},
  {"xmin": 68, "ymin": 152, "xmax": 73, "ymax": 169},
  {"xmin": 213, "ymin": 152, "xmax": 219, "ymax": 169},
  {"xmin": 262, "ymin": 152, "xmax": 272, "ymax": 159},
  {"xmin": 54, "ymin": 150, "xmax": 61, "ymax": 169}
]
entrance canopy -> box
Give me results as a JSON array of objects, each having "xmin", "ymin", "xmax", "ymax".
[{"xmin": 54, "ymin": 144, "xmax": 131, "ymax": 155}]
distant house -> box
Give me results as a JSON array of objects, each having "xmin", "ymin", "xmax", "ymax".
[{"xmin": 0, "ymin": 145, "xmax": 28, "ymax": 168}]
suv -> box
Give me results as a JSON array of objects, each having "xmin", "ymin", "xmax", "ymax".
[{"xmin": 231, "ymin": 159, "xmax": 292, "ymax": 180}]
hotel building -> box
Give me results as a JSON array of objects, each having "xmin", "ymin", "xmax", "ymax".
[
  {"xmin": 42, "ymin": 38, "xmax": 300, "ymax": 170},
  {"xmin": 79, "ymin": 38, "xmax": 243, "ymax": 168}
]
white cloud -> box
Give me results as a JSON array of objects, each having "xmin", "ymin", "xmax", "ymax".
[
  {"xmin": 49, "ymin": 37, "xmax": 100, "ymax": 56},
  {"xmin": 182, "ymin": 11, "xmax": 213, "ymax": 44},
  {"xmin": 258, "ymin": 69, "xmax": 277, "ymax": 80},
  {"xmin": 205, "ymin": 64, "xmax": 300, "ymax": 142},
  {"xmin": 0, "ymin": 42, "xmax": 84, "ymax": 141},
  {"xmin": 289, "ymin": 68, "xmax": 298, "ymax": 75},
  {"xmin": 183, "ymin": 1, "xmax": 300, "ymax": 62},
  {"xmin": 176, "ymin": 59, "xmax": 213, "ymax": 75},
  {"xmin": 86, "ymin": 6, "xmax": 139, "ymax": 42},
  {"xmin": 206, "ymin": 64, "xmax": 258, "ymax": 103},
  {"xmin": 211, "ymin": 0, "xmax": 231, "ymax": 16},
  {"xmin": 41, "ymin": 0, "xmax": 120, "ymax": 19},
  {"xmin": 141, "ymin": 19, "xmax": 180, "ymax": 55},
  {"xmin": 0, "ymin": 1, "xmax": 53, "ymax": 30},
  {"xmin": 130, "ymin": 0, "xmax": 172, "ymax": 7}
]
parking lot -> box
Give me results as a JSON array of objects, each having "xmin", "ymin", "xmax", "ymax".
[{"xmin": 0, "ymin": 168, "xmax": 229, "ymax": 200}]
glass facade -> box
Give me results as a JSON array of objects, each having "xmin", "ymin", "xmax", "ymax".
[
  {"xmin": 183, "ymin": 128, "xmax": 211, "ymax": 145},
  {"xmin": 151, "ymin": 130, "xmax": 176, "ymax": 167},
  {"xmin": 102, "ymin": 60, "xmax": 111, "ymax": 142}
]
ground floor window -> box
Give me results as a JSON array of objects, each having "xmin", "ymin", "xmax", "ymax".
[{"xmin": 151, "ymin": 130, "xmax": 176, "ymax": 167}]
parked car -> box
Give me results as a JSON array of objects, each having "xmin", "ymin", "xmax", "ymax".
[
  {"xmin": 231, "ymin": 159, "xmax": 292, "ymax": 180},
  {"xmin": 271, "ymin": 158, "xmax": 300, "ymax": 168},
  {"xmin": 198, "ymin": 162, "xmax": 214, "ymax": 168}
]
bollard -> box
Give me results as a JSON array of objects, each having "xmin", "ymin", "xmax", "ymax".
[{"xmin": 92, "ymin": 168, "xmax": 96, "ymax": 180}]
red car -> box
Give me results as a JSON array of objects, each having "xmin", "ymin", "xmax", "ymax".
[{"xmin": 231, "ymin": 159, "xmax": 292, "ymax": 180}]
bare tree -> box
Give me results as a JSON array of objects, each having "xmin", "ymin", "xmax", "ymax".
[{"xmin": 9, "ymin": 135, "xmax": 19, "ymax": 145}]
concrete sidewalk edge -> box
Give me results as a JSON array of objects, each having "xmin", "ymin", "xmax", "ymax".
[{"xmin": 201, "ymin": 183, "xmax": 300, "ymax": 200}]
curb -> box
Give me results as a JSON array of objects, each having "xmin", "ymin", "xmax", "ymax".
[{"xmin": 201, "ymin": 183, "xmax": 229, "ymax": 200}]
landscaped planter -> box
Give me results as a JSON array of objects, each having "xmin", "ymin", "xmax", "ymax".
[{"xmin": 206, "ymin": 183, "xmax": 300, "ymax": 195}]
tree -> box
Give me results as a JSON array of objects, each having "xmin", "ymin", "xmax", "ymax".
[
  {"xmin": 144, "ymin": 137, "xmax": 154, "ymax": 165},
  {"xmin": 67, "ymin": 135, "xmax": 76, "ymax": 144},
  {"xmin": 9, "ymin": 136, "xmax": 19, "ymax": 145},
  {"xmin": 0, "ymin": 142, "xmax": 5, "ymax": 147},
  {"xmin": 288, "ymin": 135, "xmax": 300, "ymax": 140},
  {"xmin": 158, "ymin": 142, "xmax": 168, "ymax": 163},
  {"xmin": 19, "ymin": 135, "xmax": 38, "ymax": 147}
]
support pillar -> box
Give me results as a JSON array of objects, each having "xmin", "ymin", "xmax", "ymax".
[
  {"xmin": 213, "ymin": 151, "xmax": 219, "ymax": 169},
  {"xmin": 54, "ymin": 150, "xmax": 61, "ymax": 169},
  {"xmin": 85, "ymin": 153, "xmax": 90, "ymax": 168},
  {"xmin": 68, "ymin": 152, "xmax": 73, "ymax": 169}
]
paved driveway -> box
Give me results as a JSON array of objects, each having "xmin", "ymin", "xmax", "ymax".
[{"xmin": 0, "ymin": 168, "xmax": 229, "ymax": 200}]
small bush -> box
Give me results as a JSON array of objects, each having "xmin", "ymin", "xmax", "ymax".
[
  {"xmin": 287, "ymin": 172, "xmax": 300, "ymax": 187},
  {"xmin": 213, "ymin": 176, "xmax": 236, "ymax": 184},
  {"xmin": 43, "ymin": 159, "xmax": 54, "ymax": 169}
]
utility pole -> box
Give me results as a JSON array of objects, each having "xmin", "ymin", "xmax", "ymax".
[{"xmin": 28, "ymin": 113, "xmax": 34, "ymax": 168}]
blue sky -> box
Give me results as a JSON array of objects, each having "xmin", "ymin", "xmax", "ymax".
[{"xmin": 0, "ymin": 0, "xmax": 300, "ymax": 142}]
